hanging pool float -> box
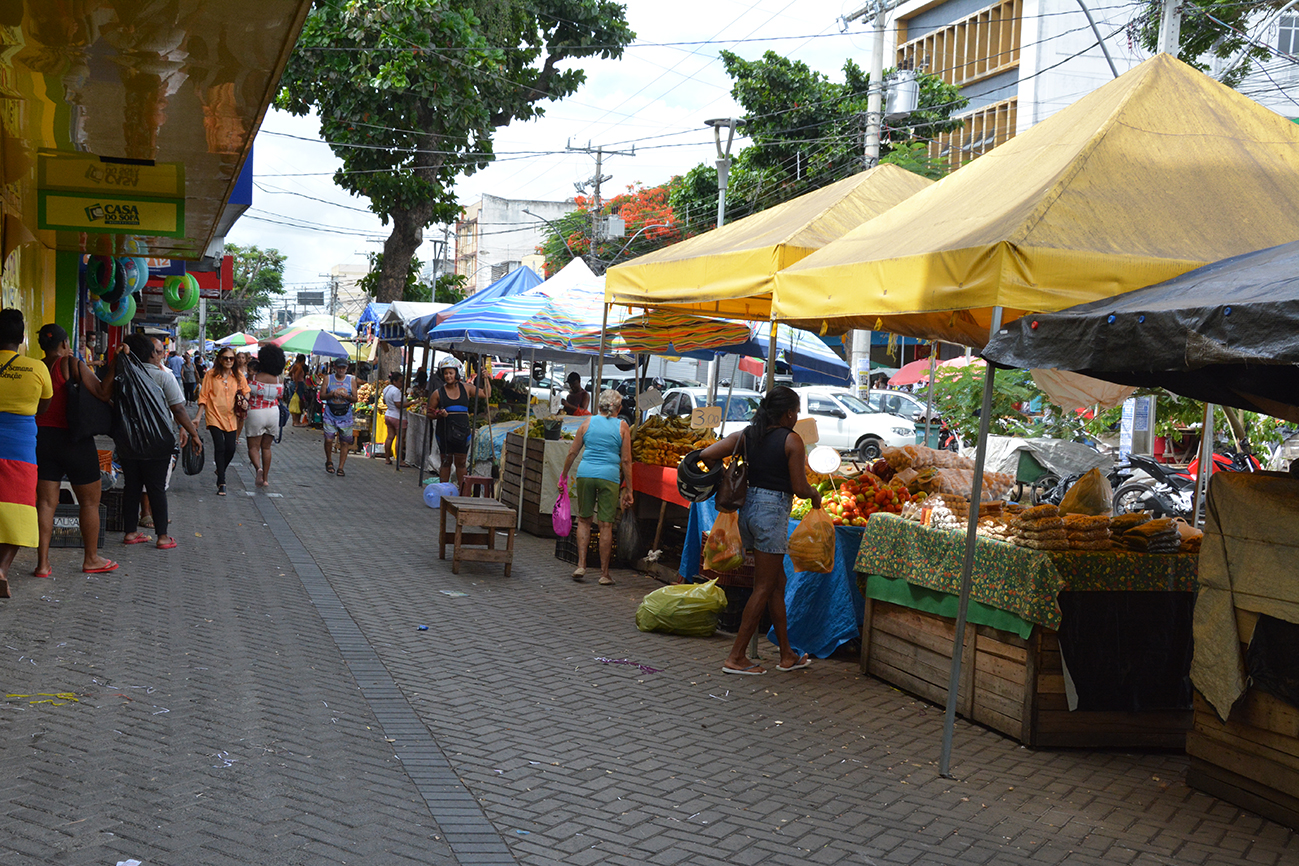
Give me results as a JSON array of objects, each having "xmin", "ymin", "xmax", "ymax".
[
  {"xmin": 84, "ymin": 255, "xmax": 116, "ymax": 299},
  {"xmin": 164, "ymin": 273, "xmax": 200, "ymax": 312},
  {"xmin": 121, "ymin": 256, "xmax": 150, "ymax": 293},
  {"xmin": 92, "ymin": 293, "xmax": 136, "ymax": 327}
]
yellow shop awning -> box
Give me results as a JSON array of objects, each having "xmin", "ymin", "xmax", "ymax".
[
  {"xmin": 604, "ymin": 164, "xmax": 932, "ymax": 319},
  {"xmin": 772, "ymin": 54, "xmax": 1299, "ymax": 347}
]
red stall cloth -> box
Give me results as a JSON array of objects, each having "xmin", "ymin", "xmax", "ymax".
[{"xmin": 632, "ymin": 463, "xmax": 688, "ymax": 508}]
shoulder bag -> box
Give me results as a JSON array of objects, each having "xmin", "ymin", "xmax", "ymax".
[
  {"xmin": 714, "ymin": 429, "xmax": 749, "ymax": 513},
  {"xmin": 64, "ymin": 358, "xmax": 113, "ymax": 440}
]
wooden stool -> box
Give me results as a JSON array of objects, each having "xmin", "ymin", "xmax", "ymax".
[
  {"xmin": 460, "ymin": 475, "xmax": 495, "ymax": 498},
  {"xmin": 438, "ymin": 495, "xmax": 516, "ymax": 576}
]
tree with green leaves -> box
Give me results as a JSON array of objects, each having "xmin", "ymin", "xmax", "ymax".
[
  {"xmin": 1132, "ymin": 0, "xmax": 1278, "ymax": 88},
  {"xmin": 276, "ymin": 0, "xmax": 635, "ymax": 304},
  {"xmin": 357, "ymin": 253, "xmax": 468, "ymax": 305},
  {"xmin": 203, "ymin": 243, "xmax": 286, "ymax": 337},
  {"xmin": 668, "ymin": 52, "xmax": 967, "ymax": 233}
]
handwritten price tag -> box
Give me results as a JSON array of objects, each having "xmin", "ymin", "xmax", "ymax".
[
  {"xmin": 690, "ymin": 406, "xmax": 723, "ymax": 429},
  {"xmin": 638, "ymin": 387, "xmax": 663, "ymax": 411}
]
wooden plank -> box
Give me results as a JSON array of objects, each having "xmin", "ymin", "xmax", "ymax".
[
  {"xmin": 868, "ymin": 658, "xmax": 948, "ymax": 707},
  {"xmin": 1037, "ymin": 708, "xmax": 1191, "ymax": 736},
  {"xmin": 973, "ymin": 666, "xmax": 1025, "ymax": 704},
  {"xmin": 1194, "ymin": 709, "xmax": 1299, "ymax": 766},
  {"xmin": 874, "ymin": 604, "xmax": 958, "ymax": 642},
  {"xmin": 972, "ymin": 682, "xmax": 1022, "ymax": 725},
  {"xmin": 1036, "ymin": 673, "xmax": 1066, "ymax": 695},
  {"xmin": 971, "ymin": 702, "xmax": 1024, "ymax": 742},
  {"xmin": 974, "ymin": 623, "xmax": 1027, "ymax": 648},
  {"xmin": 1187, "ymin": 731, "xmax": 1299, "ymax": 800},
  {"xmin": 1187, "ymin": 758, "xmax": 1299, "ymax": 833},
  {"xmin": 974, "ymin": 649, "xmax": 1025, "ymax": 685},
  {"xmin": 874, "ymin": 609, "xmax": 959, "ymax": 660},
  {"xmin": 1036, "ymin": 648, "xmax": 1062, "ymax": 674},
  {"xmin": 959, "ymin": 623, "xmax": 976, "ymax": 717},
  {"xmin": 1235, "ymin": 689, "xmax": 1299, "ymax": 738},
  {"xmin": 1022, "ymin": 629, "xmax": 1039, "ymax": 744},
  {"xmin": 860, "ymin": 597, "xmax": 874, "ymax": 674},
  {"xmin": 872, "ymin": 632, "xmax": 956, "ymax": 688},
  {"xmin": 975, "ymin": 633, "xmax": 1028, "ymax": 664}
]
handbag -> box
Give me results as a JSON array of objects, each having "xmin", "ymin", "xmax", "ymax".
[
  {"xmin": 714, "ymin": 429, "xmax": 749, "ymax": 513},
  {"xmin": 63, "ymin": 358, "xmax": 113, "ymax": 440},
  {"xmin": 233, "ymin": 391, "xmax": 250, "ymax": 418}
]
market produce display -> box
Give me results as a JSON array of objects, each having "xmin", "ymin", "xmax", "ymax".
[
  {"xmin": 792, "ymin": 473, "xmax": 913, "ymax": 526},
  {"xmin": 632, "ymin": 416, "xmax": 716, "ymax": 466},
  {"xmin": 881, "ymin": 445, "xmax": 1014, "ymax": 500}
]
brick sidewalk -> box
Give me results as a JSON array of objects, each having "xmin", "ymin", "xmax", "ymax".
[{"xmin": 1, "ymin": 422, "xmax": 1294, "ymax": 865}]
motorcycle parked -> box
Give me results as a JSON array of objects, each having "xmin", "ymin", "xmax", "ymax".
[{"xmin": 1110, "ymin": 450, "xmax": 1257, "ymax": 519}]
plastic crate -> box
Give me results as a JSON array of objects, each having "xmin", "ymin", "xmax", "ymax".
[
  {"xmin": 50, "ymin": 504, "xmax": 106, "ymax": 549},
  {"xmin": 554, "ymin": 515, "xmax": 618, "ymax": 564},
  {"xmin": 102, "ymin": 487, "xmax": 125, "ymax": 532}
]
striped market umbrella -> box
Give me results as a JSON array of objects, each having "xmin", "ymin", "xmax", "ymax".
[
  {"xmin": 214, "ymin": 331, "xmax": 261, "ymax": 347},
  {"xmin": 268, "ymin": 327, "xmax": 350, "ymax": 359}
]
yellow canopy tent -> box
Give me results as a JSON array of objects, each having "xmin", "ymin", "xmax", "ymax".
[
  {"xmin": 772, "ymin": 54, "xmax": 1299, "ymax": 347},
  {"xmin": 604, "ymin": 163, "xmax": 933, "ymax": 319}
]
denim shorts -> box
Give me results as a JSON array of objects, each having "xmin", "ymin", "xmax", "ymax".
[{"xmin": 737, "ymin": 487, "xmax": 793, "ymax": 555}]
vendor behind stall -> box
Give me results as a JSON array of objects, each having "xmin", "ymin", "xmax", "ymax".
[
  {"xmin": 562, "ymin": 372, "xmax": 591, "ymax": 416},
  {"xmin": 698, "ymin": 386, "xmax": 822, "ymax": 677},
  {"xmin": 427, "ymin": 357, "xmax": 489, "ymax": 486}
]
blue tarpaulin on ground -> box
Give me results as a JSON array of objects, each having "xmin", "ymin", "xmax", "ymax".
[{"xmin": 680, "ymin": 499, "xmax": 864, "ymax": 658}]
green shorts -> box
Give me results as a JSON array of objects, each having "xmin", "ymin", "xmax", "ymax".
[{"xmin": 575, "ymin": 476, "xmax": 620, "ymax": 523}]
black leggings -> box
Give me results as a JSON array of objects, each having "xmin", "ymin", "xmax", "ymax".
[
  {"xmin": 209, "ymin": 426, "xmax": 238, "ymax": 484},
  {"xmin": 121, "ymin": 457, "xmax": 170, "ymax": 538}
]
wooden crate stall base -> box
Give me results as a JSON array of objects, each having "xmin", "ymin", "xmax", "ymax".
[
  {"xmin": 861, "ymin": 599, "xmax": 1191, "ymax": 748},
  {"xmin": 500, "ymin": 432, "xmax": 555, "ymax": 538}
]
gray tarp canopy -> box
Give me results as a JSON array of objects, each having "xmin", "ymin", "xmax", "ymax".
[{"xmin": 982, "ymin": 240, "xmax": 1299, "ymax": 422}]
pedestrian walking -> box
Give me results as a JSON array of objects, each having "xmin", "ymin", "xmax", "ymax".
[
  {"xmin": 560, "ymin": 389, "xmax": 633, "ymax": 585},
  {"xmin": 197, "ymin": 346, "xmax": 249, "ymax": 495},
  {"xmin": 114, "ymin": 334, "xmax": 202, "ymax": 550},
  {"xmin": 246, "ymin": 344, "xmax": 285, "ymax": 488},
  {"xmin": 427, "ymin": 357, "xmax": 489, "ymax": 487},
  {"xmin": 166, "ymin": 349, "xmax": 184, "ymax": 384},
  {"xmin": 32, "ymin": 323, "xmax": 117, "ymax": 577},
  {"xmin": 233, "ymin": 352, "xmax": 251, "ymax": 439},
  {"xmin": 181, "ymin": 352, "xmax": 198, "ymax": 404},
  {"xmin": 382, "ymin": 370, "xmax": 406, "ymax": 465},
  {"xmin": 320, "ymin": 357, "xmax": 357, "ymax": 476},
  {"xmin": 697, "ymin": 386, "xmax": 821, "ymax": 676},
  {"xmin": 0, "ymin": 309, "xmax": 53, "ymax": 598},
  {"xmin": 288, "ymin": 353, "xmax": 309, "ymax": 426}
]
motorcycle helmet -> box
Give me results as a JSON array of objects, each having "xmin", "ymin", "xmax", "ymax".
[
  {"xmin": 676, "ymin": 448, "xmax": 723, "ymax": 503},
  {"xmin": 437, "ymin": 357, "xmax": 463, "ymax": 378}
]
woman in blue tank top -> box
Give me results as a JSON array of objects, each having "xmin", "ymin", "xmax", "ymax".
[
  {"xmin": 698, "ymin": 386, "xmax": 822, "ymax": 676},
  {"xmin": 561, "ymin": 389, "xmax": 632, "ymax": 585}
]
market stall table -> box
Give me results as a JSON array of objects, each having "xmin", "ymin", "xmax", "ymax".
[
  {"xmin": 680, "ymin": 498, "xmax": 866, "ymax": 659},
  {"xmin": 856, "ymin": 514, "xmax": 1198, "ymax": 748},
  {"xmin": 438, "ymin": 495, "xmax": 516, "ymax": 576}
]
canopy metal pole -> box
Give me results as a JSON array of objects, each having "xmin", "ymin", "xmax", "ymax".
[
  {"xmin": 595, "ymin": 301, "xmax": 611, "ymax": 394},
  {"xmin": 1192, "ymin": 402, "xmax": 1216, "ymax": 529},
  {"xmin": 765, "ymin": 321, "xmax": 778, "ymax": 391},
  {"xmin": 923, "ymin": 348, "xmax": 938, "ymax": 446},
  {"xmin": 518, "ymin": 348, "xmax": 535, "ymax": 529},
  {"xmin": 938, "ymin": 307, "xmax": 1003, "ymax": 779}
]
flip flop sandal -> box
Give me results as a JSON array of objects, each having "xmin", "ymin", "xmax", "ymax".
[
  {"xmin": 32, "ymin": 568, "xmax": 54, "ymax": 578},
  {"xmin": 335, "ymin": 467, "xmax": 345, "ymax": 477},
  {"xmin": 326, "ymin": 461, "xmax": 335, "ymax": 474},
  {"xmin": 156, "ymin": 539, "xmax": 178, "ymax": 550},
  {"xmin": 598, "ymin": 576, "xmax": 614, "ymax": 585},
  {"xmin": 571, "ymin": 567, "xmax": 586, "ymax": 581},
  {"xmin": 775, "ymin": 655, "xmax": 813, "ymax": 672},
  {"xmin": 123, "ymin": 535, "xmax": 153, "ymax": 545},
  {"xmin": 721, "ymin": 664, "xmax": 766, "ymax": 676},
  {"xmin": 83, "ymin": 560, "xmax": 119, "ymax": 574}
]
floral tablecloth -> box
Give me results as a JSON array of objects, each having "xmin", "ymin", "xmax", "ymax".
[{"xmin": 854, "ymin": 514, "xmax": 1198, "ymax": 630}]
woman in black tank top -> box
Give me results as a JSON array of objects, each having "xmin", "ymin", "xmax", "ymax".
[{"xmin": 698, "ymin": 386, "xmax": 823, "ymax": 676}]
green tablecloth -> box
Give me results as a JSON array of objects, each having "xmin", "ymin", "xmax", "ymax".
[{"xmin": 854, "ymin": 514, "xmax": 1199, "ymax": 630}]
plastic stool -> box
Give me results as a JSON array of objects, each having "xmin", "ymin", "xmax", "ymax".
[{"xmin": 460, "ymin": 475, "xmax": 494, "ymax": 498}]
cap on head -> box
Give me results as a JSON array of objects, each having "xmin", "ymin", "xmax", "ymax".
[{"xmin": 333, "ymin": 357, "xmax": 349, "ymax": 367}]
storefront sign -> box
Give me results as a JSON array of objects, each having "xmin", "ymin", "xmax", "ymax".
[
  {"xmin": 37, "ymin": 151, "xmax": 185, "ymax": 198},
  {"xmin": 38, "ymin": 191, "xmax": 184, "ymax": 237}
]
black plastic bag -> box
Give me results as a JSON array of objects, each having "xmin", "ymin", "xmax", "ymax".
[
  {"xmin": 181, "ymin": 439, "xmax": 205, "ymax": 475},
  {"xmin": 111, "ymin": 353, "xmax": 176, "ymax": 460}
]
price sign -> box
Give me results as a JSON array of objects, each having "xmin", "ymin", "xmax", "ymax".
[
  {"xmin": 690, "ymin": 406, "xmax": 723, "ymax": 429},
  {"xmin": 638, "ymin": 387, "xmax": 663, "ymax": 411},
  {"xmin": 793, "ymin": 417, "xmax": 820, "ymax": 446}
]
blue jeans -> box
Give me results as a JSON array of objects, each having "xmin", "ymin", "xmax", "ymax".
[{"xmin": 737, "ymin": 487, "xmax": 793, "ymax": 555}]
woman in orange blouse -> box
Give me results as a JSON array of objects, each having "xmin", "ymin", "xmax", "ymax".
[{"xmin": 197, "ymin": 347, "xmax": 250, "ymax": 495}]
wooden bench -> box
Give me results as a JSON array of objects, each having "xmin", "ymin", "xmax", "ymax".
[{"xmin": 438, "ymin": 495, "xmax": 517, "ymax": 576}]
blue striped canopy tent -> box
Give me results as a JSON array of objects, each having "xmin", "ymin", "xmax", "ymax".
[{"xmin": 421, "ymin": 265, "xmax": 544, "ymax": 330}]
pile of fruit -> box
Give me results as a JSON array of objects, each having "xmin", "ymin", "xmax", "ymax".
[
  {"xmin": 357, "ymin": 383, "xmax": 375, "ymax": 403},
  {"xmin": 792, "ymin": 473, "xmax": 916, "ymax": 526},
  {"xmin": 632, "ymin": 416, "xmax": 717, "ymax": 467}
]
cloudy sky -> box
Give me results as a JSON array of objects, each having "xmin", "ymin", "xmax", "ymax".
[{"xmin": 227, "ymin": 0, "xmax": 879, "ymax": 293}]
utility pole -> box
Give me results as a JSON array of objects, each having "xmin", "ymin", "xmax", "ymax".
[
  {"xmin": 1157, "ymin": 0, "xmax": 1181, "ymax": 55},
  {"xmin": 705, "ymin": 118, "xmax": 743, "ymax": 401},
  {"xmin": 568, "ymin": 140, "xmax": 635, "ymax": 269}
]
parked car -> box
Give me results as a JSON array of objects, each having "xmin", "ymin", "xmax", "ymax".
[
  {"xmin": 647, "ymin": 387, "xmax": 764, "ymax": 438},
  {"xmin": 866, "ymin": 388, "xmax": 939, "ymax": 423},
  {"xmin": 794, "ymin": 387, "xmax": 916, "ymax": 461}
]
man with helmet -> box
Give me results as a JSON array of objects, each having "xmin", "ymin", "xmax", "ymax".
[{"xmin": 427, "ymin": 356, "xmax": 490, "ymax": 486}]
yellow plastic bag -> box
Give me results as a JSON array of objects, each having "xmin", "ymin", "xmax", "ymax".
[
  {"xmin": 635, "ymin": 578, "xmax": 728, "ymax": 637},
  {"xmin": 788, "ymin": 507, "xmax": 836, "ymax": 573},
  {"xmin": 1059, "ymin": 467, "xmax": 1113, "ymax": 516},
  {"xmin": 702, "ymin": 510, "xmax": 745, "ymax": 573},
  {"xmin": 289, "ymin": 392, "xmax": 302, "ymax": 414}
]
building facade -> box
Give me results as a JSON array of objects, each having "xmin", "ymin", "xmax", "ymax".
[{"xmin": 455, "ymin": 194, "xmax": 577, "ymax": 292}]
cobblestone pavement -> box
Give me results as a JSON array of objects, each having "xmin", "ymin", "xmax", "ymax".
[{"xmin": 1, "ymin": 423, "xmax": 1295, "ymax": 866}]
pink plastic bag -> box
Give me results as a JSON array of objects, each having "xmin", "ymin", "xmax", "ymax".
[{"xmin": 553, "ymin": 475, "xmax": 572, "ymax": 536}]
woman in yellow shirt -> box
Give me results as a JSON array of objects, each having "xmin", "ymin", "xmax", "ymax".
[
  {"xmin": 0, "ymin": 309, "xmax": 53, "ymax": 598},
  {"xmin": 196, "ymin": 346, "xmax": 249, "ymax": 495}
]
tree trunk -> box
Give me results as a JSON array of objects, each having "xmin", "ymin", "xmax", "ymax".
[{"xmin": 374, "ymin": 203, "xmax": 435, "ymax": 387}]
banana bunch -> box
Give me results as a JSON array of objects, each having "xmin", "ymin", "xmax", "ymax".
[{"xmin": 632, "ymin": 415, "xmax": 717, "ymax": 466}]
